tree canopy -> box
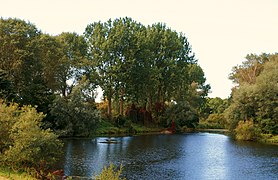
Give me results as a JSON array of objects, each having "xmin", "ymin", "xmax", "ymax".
[
  {"xmin": 226, "ymin": 53, "xmax": 278, "ymax": 138},
  {"xmin": 0, "ymin": 17, "xmax": 210, "ymax": 134},
  {"xmin": 85, "ymin": 17, "xmax": 209, "ymax": 127}
]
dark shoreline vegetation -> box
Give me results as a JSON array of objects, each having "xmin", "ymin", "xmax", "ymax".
[{"xmin": 0, "ymin": 17, "xmax": 277, "ymax": 179}]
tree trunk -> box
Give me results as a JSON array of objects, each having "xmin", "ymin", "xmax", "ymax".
[
  {"xmin": 148, "ymin": 94, "xmax": 152, "ymax": 113},
  {"xmin": 62, "ymin": 88, "xmax": 66, "ymax": 97},
  {"xmin": 107, "ymin": 87, "xmax": 112, "ymax": 118},
  {"xmin": 119, "ymin": 88, "xmax": 124, "ymax": 115},
  {"xmin": 108, "ymin": 96, "xmax": 112, "ymax": 118}
]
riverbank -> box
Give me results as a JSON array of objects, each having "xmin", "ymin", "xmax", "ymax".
[
  {"xmin": 259, "ymin": 134, "xmax": 278, "ymax": 145},
  {"xmin": 94, "ymin": 123, "xmax": 278, "ymax": 145},
  {"xmin": 94, "ymin": 121, "xmax": 163, "ymax": 136},
  {"xmin": 196, "ymin": 128, "xmax": 229, "ymax": 133}
]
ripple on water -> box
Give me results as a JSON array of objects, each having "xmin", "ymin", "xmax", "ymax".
[{"xmin": 61, "ymin": 133, "xmax": 278, "ymax": 180}]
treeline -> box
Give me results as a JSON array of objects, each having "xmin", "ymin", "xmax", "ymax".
[
  {"xmin": 226, "ymin": 53, "xmax": 278, "ymax": 141},
  {"xmin": 0, "ymin": 17, "xmax": 209, "ymax": 137},
  {"xmin": 200, "ymin": 53, "xmax": 278, "ymax": 143}
]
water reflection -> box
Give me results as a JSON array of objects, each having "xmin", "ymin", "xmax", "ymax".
[{"xmin": 61, "ymin": 133, "xmax": 278, "ymax": 180}]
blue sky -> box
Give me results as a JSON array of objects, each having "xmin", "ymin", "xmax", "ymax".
[{"xmin": 1, "ymin": 0, "xmax": 277, "ymax": 98}]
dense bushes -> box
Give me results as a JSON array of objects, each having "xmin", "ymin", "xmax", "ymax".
[
  {"xmin": 95, "ymin": 163, "xmax": 125, "ymax": 180},
  {"xmin": 225, "ymin": 55, "xmax": 278, "ymax": 142},
  {"xmin": 50, "ymin": 79, "xmax": 100, "ymax": 136},
  {"xmin": 199, "ymin": 97, "xmax": 229, "ymax": 129},
  {"xmin": 0, "ymin": 101, "xmax": 63, "ymax": 177},
  {"xmin": 234, "ymin": 120, "xmax": 260, "ymax": 141},
  {"xmin": 199, "ymin": 114, "xmax": 227, "ymax": 129}
]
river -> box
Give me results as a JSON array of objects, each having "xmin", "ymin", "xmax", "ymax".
[{"xmin": 60, "ymin": 133, "xmax": 278, "ymax": 180}]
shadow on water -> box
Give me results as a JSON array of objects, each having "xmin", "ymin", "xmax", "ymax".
[{"xmin": 59, "ymin": 133, "xmax": 278, "ymax": 180}]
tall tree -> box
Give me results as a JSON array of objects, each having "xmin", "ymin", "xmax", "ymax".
[
  {"xmin": 85, "ymin": 20, "xmax": 114, "ymax": 117},
  {"xmin": 0, "ymin": 18, "xmax": 52, "ymax": 112},
  {"xmin": 50, "ymin": 77, "xmax": 100, "ymax": 136},
  {"xmin": 85, "ymin": 18, "xmax": 209, "ymax": 125},
  {"xmin": 225, "ymin": 53, "xmax": 278, "ymax": 134},
  {"xmin": 229, "ymin": 53, "xmax": 270, "ymax": 85},
  {"xmin": 56, "ymin": 32, "xmax": 90, "ymax": 97},
  {"xmin": 0, "ymin": 69, "xmax": 15, "ymax": 101},
  {"xmin": 85, "ymin": 18, "xmax": 144, "ymax": 117}
]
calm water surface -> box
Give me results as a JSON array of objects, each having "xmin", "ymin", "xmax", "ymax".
[{"xmin": 61, "ymin": 133, "xmax": 278, "ymax": 180}]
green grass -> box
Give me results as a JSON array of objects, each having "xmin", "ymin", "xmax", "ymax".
[
  {"xmin": 259, "ymin": 134, "xmax": 278, "ymax": 144},
  {"xmin": 197, "ymin": 122, "xmax": 225, "ymax": 129},
  {"xmin": 95, "ymin": 120, "xmax": 126, "ymax": 135},
  {"xmin": 131, "ymin": 124, "xmax": 161, "ymax": 134},
  {"xmin": 95, "ymin": 120, "xmax": 162, "ymax": 136},
  {"xmin": 0, "ymin": 167, "xmax": 35, "ymax": 180}
]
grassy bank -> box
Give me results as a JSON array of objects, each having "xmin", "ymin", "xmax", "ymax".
[
  {"xmin": 0, "ymin": 167, "xmax": 35, "ymax": 180},
  {"xmin": 95, "ymin": 120, "xmax": 162, "ymax": 136},
  {"xmin": 259, "ymin": 134, "xmax": 278, "ymax": 145},
  {"xmin": 196, "ymin": 128, "xmax": 229, "ymax": 133}
]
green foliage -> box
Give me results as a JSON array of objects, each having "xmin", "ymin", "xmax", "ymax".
[
  {"xmin": 114, "ymin": 115, "xmax": 128, "ymax": 127},
  {"xmin": 167, "ymin": 101, "xmax": 199, "ymax": 128},
  {"xmin": 50, "ymin": 78, "xmax": 100, "ymax": 136},
  {"xmin": 56, "ymin": 32, "xmax": 91, "ymax": 96},
  {"xmin": 0, "ymin": 101, "xmax": 63, "ymax": 175},
  {"xmin": 199, "ymin": 97, "xmax": 229, "ymax": 129},
  {"xmin": 260, "ymin": 134, "xmax": 278, "ymax": 144},
  {"xmin": 259, "ymin": 118, "xmax": 278, "ymax": 135},
  {"xmin": 0, "ymin": 166, "xmax": 36, "ymax": 180},
  {"xmin": 85, "ymin": 17, "xmax": 209, "ymax": 120},
  {"xmin": 0, "ymin": 17, "xmax": 210, "ymax": 137},
  {"xmin": 0, "ymin": 100, "xmax": 19, "ymax": 153},
  {"xmin": 199, "ymin": 113, "xmax": 227, "ymax": 129},
  {"xmin": 204, "ymin": 97, "xmax": 229, "ymax": 115},
  {"xmin": 229, "ymin": 53, "xmax": 270, "ymax": 85},
  {"xmin": 0, "ymin": 18, "xmax": 53, "ymax": 112},
  {"xmin": 0, "ymin": 69, "xmax": 16, "ymax": 102},
  {"xmin": 95, "ymin": 163, "xmax": 125, "ymax": 180},
  {"xmin": 235, "ymin": 120, "xmax": 260, "ymax": 141},
  {"xmin": 95, "ymin": 120, "xmax": 120, "ymax": 135},
  {"xmin": 226, "ymin": 54, "xmax": 278, "ymax": 141}
]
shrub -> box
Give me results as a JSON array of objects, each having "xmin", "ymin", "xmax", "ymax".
[
  {"xmin": 167, "ymin": 101, "xmax": 199, "ymax": 128},
  {"xmin": 235, "ymin": 120, "xmax": 260, "ymax": 141},
  {"xmin": 198, "ymin": 113, "xmax": 227, "ymax": 129},
  {"xmin": 95, "ymin": 163, "xmax": 125, "ymax": 180},
  {"xmin": 0, "ymin": 101, "xmax": 63, "ymax": 178},
  {"xmin": 0, "ymin": 101, "xmax": 19, "ymax": 154},
  {"xmin": 114, "ymin": 115, "xmax": 127, "ymax": 127},
  {"xmin": 50, "ymin": 79, "xmax": 100, "ymax": 136},
  {"xmin": 259, "ymin": 118, "xmax": 278, "ymax": 134}
]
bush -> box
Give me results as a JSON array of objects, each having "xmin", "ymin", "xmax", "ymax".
[
  {"xmin": 0, "ymin": 101, "xmax": 18, "ymax": 154},
  {"xmin": 259, "ymin": 118, "xmax": 278, "ymax": 134},
  {"xmin": 198, "ymin": 113, "xmax": 227, "ymax": 129},
  {"xmin": 167, "ymin": 101, "xmax": 199, "ymax": 128},
  {"xmin": 50, "ymin": 79, "xmax": 100, "ymax": 136},
  {"xmin": 260, "ymin": 134, "xmax": 278, "ymax": 144},
  {"xmin": 114, "ymin": 115, "xmax": 127, "ymax": 127},
  {"xmin": 0, "ymin": 101, "xmax": 63, "ymax": 178},
  {"xmin": 235, "ymin": 120, "xmax": 260, "ymax": 141},
  {"xmin": 95, "ymin": 163, "xmax": 125, "ymax": 180}
]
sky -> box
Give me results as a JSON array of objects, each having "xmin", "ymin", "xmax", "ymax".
[{"xmin": 1, "ymin": 0, "xmax": 277, "ymax": 98}]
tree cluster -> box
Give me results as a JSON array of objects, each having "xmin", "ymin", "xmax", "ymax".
[
  {"xmin": 0, "ymin": 17, "xmax": 209, "ymax": 134},
  {"xmin": 0, "ymin": 18, "xmax": 99, "ymax": 136},
  {"xmin": 0, "ymin": 101, "xmax": 63, "ymax": 178},
  {"xmin": 199, "ymin": 97, "xmax": 229, "ymax": 129},
  {"xmin": 225, "ymin": 53, "xmax": 278, "ymax": 139},
  {"xmin": 85, "ymin": 17, "xmax": 209, "ymax": 128}
]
